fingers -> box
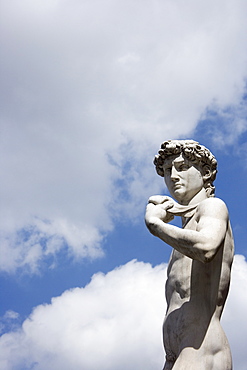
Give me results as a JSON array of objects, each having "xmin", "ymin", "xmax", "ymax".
[
  {"xmin": 165, "ymin": 214, "xmax": 175, "ymax": 223},
  {"xmin": 164, "ymin": 202, "xmax": 174, "ymax": 210},
  {"xmin": 146, "ymin": 201, "xmax": 174, "ymax": 213},
  {"xmin": 148, "ymin": 195, "xmax": 173, "ymax": 205},
  {"xmin": 148, "ymin": 195, "xmax": 162, "ymax": 205}
]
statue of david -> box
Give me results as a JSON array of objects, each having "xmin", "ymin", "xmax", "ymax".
[{"xmin": 145, "ymin": 140, "xmax": 234, "ymax": 370}]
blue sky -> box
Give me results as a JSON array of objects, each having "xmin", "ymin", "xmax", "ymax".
[{"xmin": 0, "ymin": 0, "xmax": 247, "ymax": 369}]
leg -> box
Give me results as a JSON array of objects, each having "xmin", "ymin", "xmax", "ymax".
[
  {"xmin": 162, "ymin": 351, "xmax": 176, "ymax": 370},
  {"xmin": 163, "ymin": 359, "xmax": 174, "ymax": 370}
]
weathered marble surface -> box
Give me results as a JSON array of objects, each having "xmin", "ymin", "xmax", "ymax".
[{"xmin": 145, "ymin": 140, "xmax": 234, "ymax": 370}]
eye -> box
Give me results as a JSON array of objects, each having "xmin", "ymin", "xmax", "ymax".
[{"xmin": 179, "ymin": 164, "xmax": 189, "ymax": 171}]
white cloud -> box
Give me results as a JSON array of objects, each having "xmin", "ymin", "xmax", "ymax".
[
  {"xmin": 0, "ymin": 219, "xmax": 104, "ymax": 273},
  {"xmin": 0, "ymin": 256, "xmax": 246, "ymax": 370},
  {"xmin": 1, "ymin": 0, "xmax": 247, "ymax": 272},
  {"xmin": 0, "ymin": 260, "xmax": 166, "ymax": 370},
  {"xmin": 200, "ymin": 98, "xmax": 247, "ymax": 148},
  {"xmin": 2, "ymin": 311, "xmax": 19, "ymax": 321},
  {"xmin": 221, "ymin": 255, "xmax": 247, "ymax": 370},
  {"xmin": 0, "ymin": 310, "xmax": 20, "ymax": 336}
]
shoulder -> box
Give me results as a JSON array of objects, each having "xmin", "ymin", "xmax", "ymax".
[{"xmin": 196, "ymin": 197, "xmax": 229, "ymax": 220}]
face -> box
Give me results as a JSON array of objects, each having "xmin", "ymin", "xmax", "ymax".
[{"xmin": 163, "ymin": 154, "xmax": 204, "ymax": 205}]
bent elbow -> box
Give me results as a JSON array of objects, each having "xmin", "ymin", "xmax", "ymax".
[
  {"xmin": 195, "ymin": 244, "xmax": 218, "ymax": 263},
  {"xmin": 145, "ymin": 217, "xmax": 159, "ymax": 236},
  {"xmin": 199, "ymin": 247, "xmax": 218, "ymax": 263}
]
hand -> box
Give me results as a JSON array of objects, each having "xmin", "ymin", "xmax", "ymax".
[
  {"xmin": 145, "ymin": 195, "xmax": 175, "ymax": 226},
  {"xmin": 148, "ymin": 195, "xmax": 174, "ymax": 206}
]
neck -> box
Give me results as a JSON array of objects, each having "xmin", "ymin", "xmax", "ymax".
[
  {"xmin": 181, "ymin": 187, "xmax": 208, "ymax": 206},
  {"xmin": 181, "ymin": 188, "xmax": 208, "ymax": 226}
]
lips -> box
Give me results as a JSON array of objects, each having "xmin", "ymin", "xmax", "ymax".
[{"xmin": 173, "ymin": 183, "xmax": 182, "ymax": 190}]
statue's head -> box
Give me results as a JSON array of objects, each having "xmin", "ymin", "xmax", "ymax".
[{"xmin": 154, "ymin": 140, "xmax": 217, "ymax": 198}]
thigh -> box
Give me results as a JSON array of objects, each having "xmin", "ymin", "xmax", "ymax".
[
  {"xmin": 172, "ymin": 348, "xmax": 212, "ymax": 370},
  {"xmin": 163, "ymin": 360, "xmax": 174, "ymax": 370}
]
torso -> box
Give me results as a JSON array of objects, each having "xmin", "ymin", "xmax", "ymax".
[{"xmin": 163, "ymin": 206, "xmax": 234, "ymax": 366}]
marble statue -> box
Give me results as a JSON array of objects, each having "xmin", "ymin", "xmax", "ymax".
[{"xmin": 145, "ymin": 140, "xmax": 234, "ymax": 370}]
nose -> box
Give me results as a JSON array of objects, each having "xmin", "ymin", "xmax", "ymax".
[{"xmin": 170, "ymin": 166, "xmax": 179, "ymax": 181}]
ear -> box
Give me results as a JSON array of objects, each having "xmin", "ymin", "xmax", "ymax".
[{"xmin": 202, "ymin": 166, "xmax": 211, "ymax": 181}]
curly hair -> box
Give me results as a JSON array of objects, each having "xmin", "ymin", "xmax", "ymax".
[{"xmin": 154, "ymin": 140, "xmax": 218, "ymax": 197}]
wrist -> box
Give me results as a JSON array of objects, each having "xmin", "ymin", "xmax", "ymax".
[{"xmin": 145, "ymin": 216, "xmax": 163, "ymax": 235}]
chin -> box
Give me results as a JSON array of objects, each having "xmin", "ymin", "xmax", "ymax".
[
  {"xmin": 173, "ymin": 189, "xmax": 184, "ymax": 198},
  {"xmin": 172, "ymin": 194, "xmax": 184, "ymax": 203}
]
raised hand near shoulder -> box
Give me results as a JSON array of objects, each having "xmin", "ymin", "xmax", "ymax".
[{"xmin": 145, "ymin": 195, "xmax": 175, "ymax": 230}]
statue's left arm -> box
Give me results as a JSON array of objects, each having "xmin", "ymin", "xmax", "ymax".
[{"xmin": 145, "ymin": 197, "xmax": 229, "ymax": 263}]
